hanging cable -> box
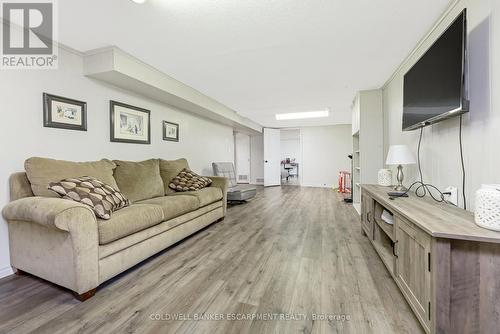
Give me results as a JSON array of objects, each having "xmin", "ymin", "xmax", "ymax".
[
  {"xmin": 417, "ymin": 127, "xmax": 424, "ymax": 183},
  {"xmin": 459, "ymin": 115, "xmax": 467, "ymax": 210},
  {"xmin": 390, "ymin": 127, "xmax": 455, "ymax": 205}
]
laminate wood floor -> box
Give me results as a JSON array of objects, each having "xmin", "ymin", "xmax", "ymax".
[{"xmin": 0, "ymin": 186, "xmax": 423, "ymax": 334}]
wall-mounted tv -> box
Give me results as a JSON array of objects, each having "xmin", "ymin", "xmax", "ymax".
[{"xmin": 403, "ymin": 9, "xmax": 469, "ymax": 131}]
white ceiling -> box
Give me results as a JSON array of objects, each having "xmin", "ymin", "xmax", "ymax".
[{"xmin": 57, "ymin": 0, "xmax": 451, "ymax": 128}]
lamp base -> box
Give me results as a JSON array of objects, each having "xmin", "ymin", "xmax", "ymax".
[
  {"xmin": 394, "ymin": 165, "xmax": 407, "ymax": 192},
  {"xmin": 394, "ymin": 184, "xmax": 408, "ymax": 192}
]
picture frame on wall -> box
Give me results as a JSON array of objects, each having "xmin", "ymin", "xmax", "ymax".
[
  {"xmin": 43, "ymin": 93, "xmax": 87, "ymax": 131},
  {"xmin": 163, "ymin": 121, "xmax": 179, "ymax": 142},
  {"xmin": 110, "ymin": 100, "xmax": 151, "ymax": 144}
]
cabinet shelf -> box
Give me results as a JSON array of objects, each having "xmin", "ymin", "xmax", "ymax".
[
  {"xmin": 374, "ymin": 202, "xmax": 395, "ymax": 241},
  {"xmin": 375, "ymin": 218, "xmax": 394, "ymax": 242},
  {"xmin": 373, "ymin": 238, "xmax": 395, "ymax": 274},
  {"xmin": 351, "ymin": 89, "xmax": 383, "ymax": 210}
]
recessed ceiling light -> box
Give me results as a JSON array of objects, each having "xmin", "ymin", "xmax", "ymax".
[
  {"xmin": 275, "ymin": 110, "xmax": 329, "ymax": 120},
  {"xmin": 130, "ymin": 0, "xmax": 146, "ymax": 3}
]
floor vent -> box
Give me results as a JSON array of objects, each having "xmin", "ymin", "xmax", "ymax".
[
  {"xmin": 256, "ymin": 178, "xmax": 264, "ymax": 183},
  {"xmin": 238, "ymin": 175, "xmax": 249, "ymax": 181}
]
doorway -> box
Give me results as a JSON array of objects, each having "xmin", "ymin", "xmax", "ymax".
[{"xmin": 280, "ymin": 129, "xmax": 301, "ymax": 186}]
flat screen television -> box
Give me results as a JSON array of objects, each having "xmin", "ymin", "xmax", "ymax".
[{"xmin": 403, "ymin": 9, "xmax": 469, "ymax": 131}]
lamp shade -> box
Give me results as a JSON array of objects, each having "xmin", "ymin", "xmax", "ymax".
[{"xmin": 386, "ymin": 145, "xmax": 416, "ymax": 165}]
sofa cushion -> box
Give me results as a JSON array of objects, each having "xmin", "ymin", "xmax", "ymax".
[
  {"xmin": 169, "ymin": 187, "xmax": 223, "ymax": 207},
  {"xmin": 98, "ymin": 201, "xmax": 223, "ymax": 259},
  {"xmin": 113, "ymin": 159, "xmax": 164, "ymax": 203},
  {"xmin": 25, "ymin": 157, "xmax": 118, "ymax": 198},
  {"xmin": 137, "ymin": 195, "xmax": 199, "ymax": 221},
  {"xmin": 97, "ymin": 203, "xmax": 164, "ymax": 244},
  {"xmin": 159, "ymin": 159, "xmax": 190, "ymax": 194},
  {"xmin": 49, "ymin": 176, "xmax": 130, "ymax": 219},
  {"xmin": 169, "ymin": 169, "xmax": 212, "ymax": 192}
]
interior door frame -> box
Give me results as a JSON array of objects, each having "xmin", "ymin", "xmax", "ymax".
[{"xmin": 280, "ymin": 128, "xmax": 302, "ymax": 186}]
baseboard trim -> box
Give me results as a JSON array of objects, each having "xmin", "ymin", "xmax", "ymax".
[
  {"xmin": 0, "ymin": 266, "xmax": 14, "ymax": 279},
  {"xmin": 301, "ymin": 183, "xmax": 334, "ymax": 189}
]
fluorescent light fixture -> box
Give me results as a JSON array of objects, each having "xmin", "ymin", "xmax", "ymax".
[
  {"xmin": 131, "ymin": 0, "xmax": 146, "ymax": 3},
  {"xmin": 275, "ymin": 110, "xmax": 329, "ymax": 120}
]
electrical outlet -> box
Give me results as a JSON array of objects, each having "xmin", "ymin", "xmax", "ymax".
[{"xmin": 444, "ymin": 186, "xmax": 458, "ymax": 206}]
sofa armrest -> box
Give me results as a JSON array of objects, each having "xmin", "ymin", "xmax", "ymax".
[
  {"xmin": 2, "ymin": 197, "xmax": 96, "ymax": 231},
  {"xmin": 207, "ymin": 176, "xmax": 229, "ymax": 214},
  {"xmin": 2, "ymin": 196, "xmax": 99, "ymax": 295}
]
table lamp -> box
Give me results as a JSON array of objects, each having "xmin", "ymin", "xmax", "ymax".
[{"xmin": 386, "ymin": 145, "xmax": 416, "ymax": 191}]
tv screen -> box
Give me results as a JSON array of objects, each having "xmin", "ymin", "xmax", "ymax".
[{"xmin": 403, "ymin": 9, "xmax": 468, "ymax": 131}]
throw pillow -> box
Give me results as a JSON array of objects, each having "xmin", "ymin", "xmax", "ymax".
[
  {"xmin": 169, "ymin": 168, "xmax": 212, "ymax": 192},
  {"xmin": 159, "ymin": 158, "xmax": 190, "ymax": 194},
  {"xmin": 48, "ymin": 176, "xmax": 130, "ymax": 219}
]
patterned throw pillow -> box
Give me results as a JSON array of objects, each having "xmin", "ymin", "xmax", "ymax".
[
  {"xmin": 48, "ymin": 176, "xmax": 130, "ymax": 219},
  {"xmin": 169, "ymin": 168, "xmax": 212, "ymax": 192}
]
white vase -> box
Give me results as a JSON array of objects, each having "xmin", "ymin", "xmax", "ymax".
[
  {"xmin": 475, "ymin": 184, "xmax": 500, "ymax": 231},
  {"xmin": 378, "ymin": 169, "xmax": 392, "ymax": 187}
]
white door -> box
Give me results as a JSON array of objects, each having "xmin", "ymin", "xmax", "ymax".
[{"xmin": 264, "ymin": 128, "xmax": 281, "ymax": 187}]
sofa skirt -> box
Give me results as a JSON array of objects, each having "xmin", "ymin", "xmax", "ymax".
[{"xmin": 98, "ymin": 206, "xmax": 223, "ymax": 284}]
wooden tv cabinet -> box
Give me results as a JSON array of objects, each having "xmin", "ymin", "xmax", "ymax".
[{"xmin": 361, "ymin": 184, "xmax": 500, "ymax": 334}]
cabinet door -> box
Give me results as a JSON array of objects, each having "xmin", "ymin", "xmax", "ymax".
[
  {"xmin": 395, "ymin": 216, "xmax": 432, "ymax": 331},
  {"xmin": 361, "ymin": 192, "xmax": 374, "ymax": 239}
]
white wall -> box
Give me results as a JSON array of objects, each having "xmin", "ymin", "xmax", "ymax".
[
  {"xmin": 280, "ymin": 139, "xmax": 300, "ymax": 162},
  {"xmin": 301, "ymin": 125, "xmax": 352, "ymax": 188},
  {"xmin": 234, "ymin": 132, "xmax": 250, "ymax": 183},
  {"xmin": 383, "ymin": 0, "xmax": 499, "ymax": 210},
  {"xmin": 0, "ymin": 47, "xmax": 235, "ymax": 277},
  {"xmin": 280, "ymin": 129, "xmax": 301, "ymax": 163},
  {"xmin": 250, "ymin": 135, "xmax": 264, "ymax": 185}
]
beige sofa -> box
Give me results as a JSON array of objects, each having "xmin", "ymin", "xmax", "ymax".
[{"xmin": 2, "ymin": 157, "xmax": 228, "ymax": 301}]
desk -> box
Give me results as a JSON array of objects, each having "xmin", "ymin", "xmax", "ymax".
[{"xmin": 282, "ymin": 163, "xmax": 299, "ymax": 180}]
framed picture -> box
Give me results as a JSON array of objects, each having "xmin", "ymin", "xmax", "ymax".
[
  {"xmin": 163, "ymin": 121, "xmax": 179, "ymax": 142},
  {"xmin": 43, "ymin": 93, "xmax": 87, "ymax": 131},
  {"xmin": 110, "ymin": 101, "xmax": 151, "ymax": 144}
]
